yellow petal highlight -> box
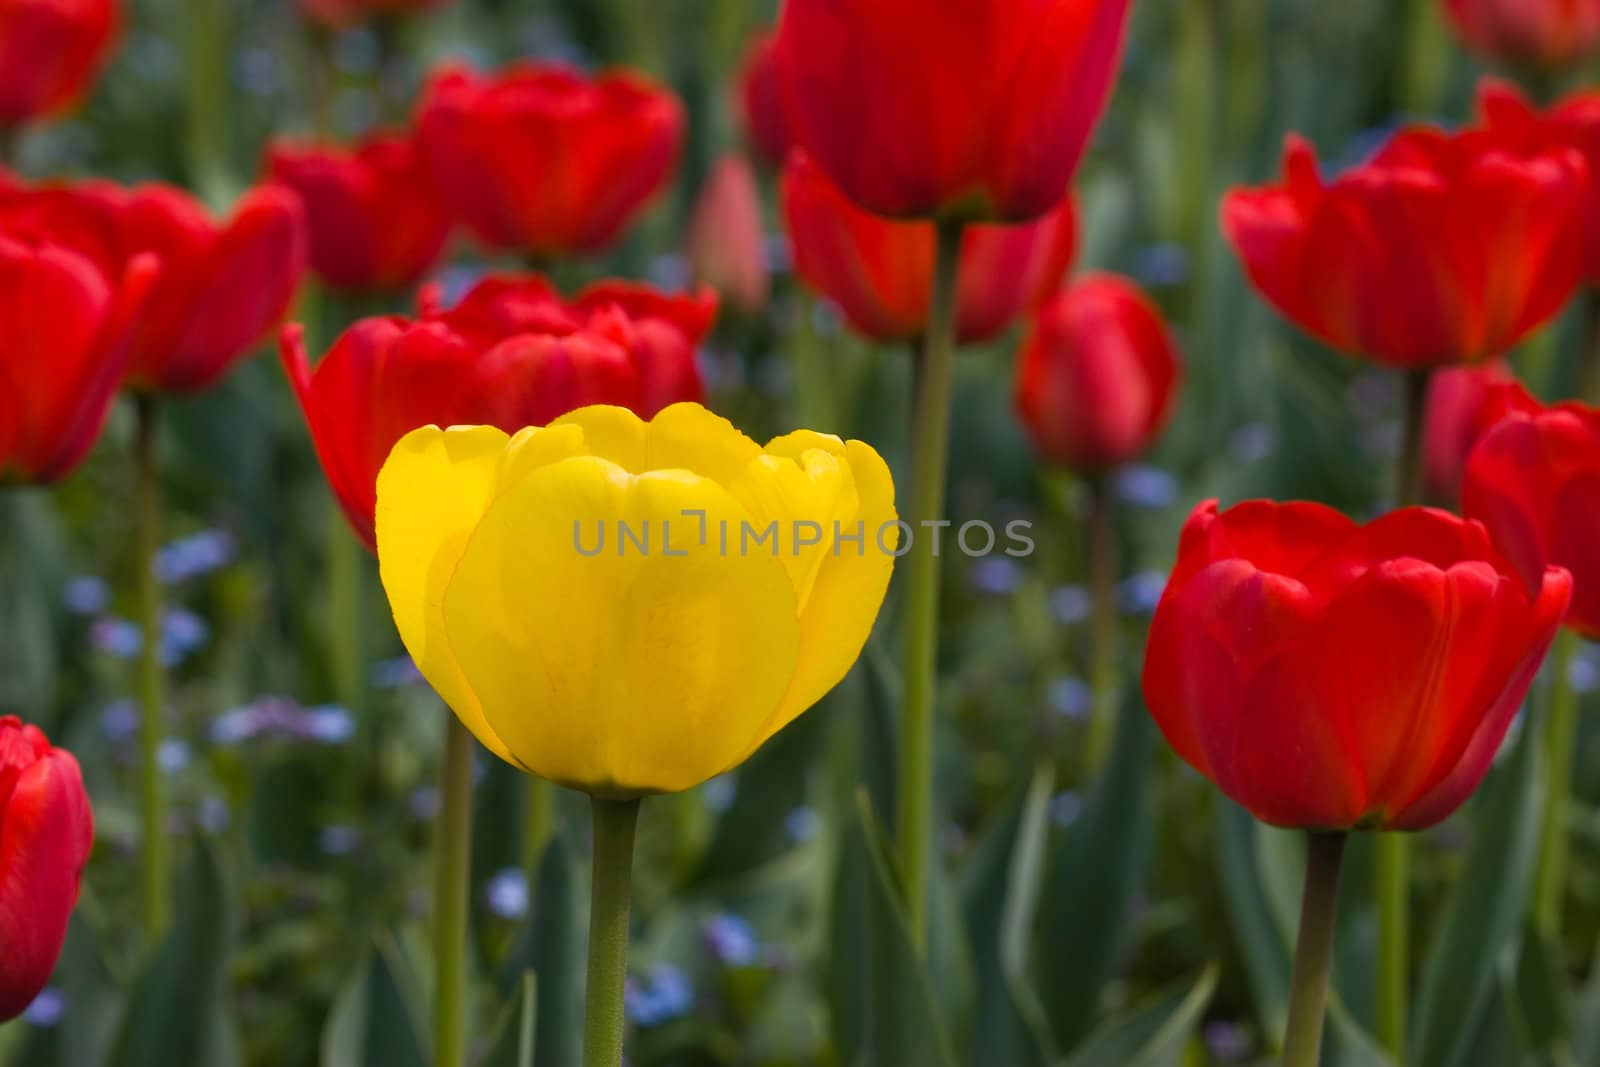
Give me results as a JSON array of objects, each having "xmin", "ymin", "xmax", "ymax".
[
  {"xmin": 440, "ymin": 455, "xmax": 802, "ymax": 795},
  {"xmin": 375, "ymin": 425, "xmax": 520, "ymax": 767}
]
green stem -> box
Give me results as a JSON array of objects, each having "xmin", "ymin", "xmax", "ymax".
[
  {"xmin": 583, "ymin": 796, "xmax": 641, "ymax": 1067},
  {"xmin": 1579, "ymin": 290, "xmax": 1600, "ymax": 406},
  {"xmin": 1081, "ymin": 477, "xmax": 1119, "ymax": 776},
  {"xmin": 434, "ymin": 711, "xmax": 474, "ymax": 1067},
  {"xmin": 897, "ymin": 219, "xmax": 964, "ymax": 952},
  {"xmin": 327, "ymin": 506, "xmax": 364, "ymax": 718},
  {"xmin": 790, "ymin": 291, "xmax": 837, "ymax": 433},
  {"xmin": 134, "ymin": 395, "xmax": 169, "ymax": 942},
  {"xmin": 1534, "ymin": 630, "xmax": 1580, "ymax": 938},
  {"xmin": 1400, "ymin": 0, "xmax": 1448, "ymax": 116},
  {"xmin": 1375, "ymin": 366, "xmax": 1431, "ymax": 1057},
  {"xmin": 522, "ymin": 777, "xmax": 554, "ymax": 880},
  {"xmin": 1395, "ymin": 369, "xmax": 1432, "ymax": 507},
  {"xmin": 1283, "ymin": 832, "xmax": 1348, "ymax": 1067},
  {"xmin": 184, "ymin": 0, "xmax": 227, "ymax": 199}
]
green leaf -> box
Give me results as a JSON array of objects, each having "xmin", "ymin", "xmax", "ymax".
[
  {"xmin": 479, "ymin": 973, "xmax": 537, "ymax": 1067},
  {"xmin": 1035, "ymin": 695, "xmax": 1155, "ymax": 1050},
  {"xmin": 1500, "ymin": 922, "xmax": 1569, "ymax": 1058},
  {"xmin": 107, "ymin": 841, "xmax": 240, "ymax": 1067},
  {"xmin": 1410, "ymin": 718, "xmax": 1544, "ymax": 1067},
  {"xmin": 1062, "ymin": 963, "xmax": 1219, "ymax": 1067},
  {"xmin": 1214, "ymin": 798, "xmax": 1292, "ymax": 1037},
  {"xmin": 500, "ymin": 837, "xmax": 584, "ymax": 1067},
  {"xmin": 320, "ymin": 937, "xmax": 429, "ymax": 1067},
  {"xmin": 827, "ymin": 790, "xmax": 958, "ymax": 1067},
  {"xmin": 1571, "ymin": 937, "xmax": 1600, "ymax": 1065}
]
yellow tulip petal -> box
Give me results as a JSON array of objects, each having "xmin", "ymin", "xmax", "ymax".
[
  {"xmin": 728, "ymin": 448, "xmax": 858, "ymax": 613},
  {"xmin": 641, "ymin": 403, "xmax": 762, "ymax": 486},
  {"xmin": 495, "ymin": 422, "xmax": 591, "ymax": 490},
  {"xmin": 763, "ymin": 429, "xmax": 847, "ymax": 462},
  {"xmin": 748, "ymin": 438, "xmax": 898, "ymax": 753},
  {"xmin": 548, "ymin": 405, "xmax": 647, "ymax": 471},
  {"xmin": 440, "ymin": 455, "xmax": 801, "ymax": 795},
  {"xmin": 375, "ymin": 425, "xmax": 521, "ymax": 767}
]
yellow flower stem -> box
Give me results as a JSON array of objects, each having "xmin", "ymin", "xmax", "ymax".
[
  {"xmin": 1081, "ymin": 475, "xmax": 1119, "ymax": 776},
  {"xmin": 1534, "ymin": 629, "xmax": 1579, "ymax": 939},
  {"xmin": 899, "ymin": 218, "xmax": 965, "ymax": 952},
  {"xmin": 1376, "ymin": 365, "xmax": 1433, "ymax": 1058},
  {"xmin": 434, "ymin": 711, "xmax": 474, "ymax": 1067},
  {"xmin": 584, "ymin": 795, "xmax": 642, "ymax": 1067},
  {"xmin": 134, "ymin": 395, "xmax": 170, "ymax": 943},
  {"xmin": 1283, "ymin": 832, "xmax": 1348, "ymax": 1067}
]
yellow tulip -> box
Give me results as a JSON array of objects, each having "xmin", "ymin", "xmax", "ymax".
[{"xmin": 375, "ymin": 402, "xmax": 897, "ymax": 797}]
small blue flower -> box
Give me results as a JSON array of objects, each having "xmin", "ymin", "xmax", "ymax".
[
  {"xmin": 1118, "ymin": 571, "xmax": 1167, "ymax": 615},
  {"xmin": 784, "ymin": 806, "xmax": 820, "ymax": 844},
  {"xmin": 154, "ymin": 530, "xmax": 235, "ymax": 584},
  {"xmin": 1050, "ymin": 584, "xmax": 1091, "ymax": 624},
  {"xmin": 305, "ymin": 705, "xmax": 355, "ymax": 744},
  {"xmin": 703, "ymin": 913, "xmax": 760, "ymax": 967},
  {"xmin": 1204, "ymin": 1021, "xmax": 1253, "ymax": 1064},
  {"xmin": 196, "ymin": 796, "xmax": 231, "ymax": 834},
  {"xmin": 101, "ymin": 700, "xmax": 138, "ymax": 743},
  {"xmin": 627, "ymin": 963, "xmax": 694, "ymax": 1028},
  {"xmin": 703, "ymin": 775, "xmax": 736, "ymax": 814},
  {"xmin": 157, "ymin": 738, "xmax": 191, "ymax": 775},
  {"xmin": 62, "ymin": 576, "xmax": 110, "ymax": 616},
  {"xmin": 318, "ymin": 825, "xmax": 360, "ymax": 856},
  {"xmin": 332, "ymin": 28, "xmax": 379, "ymax": 75},
  {"xmin": 1114, "ymin": 466, "xmax": 1178, "ymax": 510},
  {"xmin": 409, "ymin": 786, "xmax": 441, "ymax": 820},
  {"xmin": 1570, "ymin": 653, "xmax": 1598, "ymax": 695},
  {"xmin": 210, "ymin": 706, "xmax": 258, "ymax": 746},
  {"xmin": 1047, "ymin": 677, "xmax": 1092, "ymax": 722},
  {"xmin": 160, "ymin": 608, "xmax": 211, "ymax": 665},
  {"xmin": 485, "ymin": 867, "xmax": 530, "ymax": 921},
  {"xmin": 90, "ymin": 617, "xmax": 143, "ymax": 659},
  {"xmin": 970, "ymin": 556, "xmax": 1023, "ymax": 596},
  {"xmin": 1050, "ymin": 791, "xmax": 1083, "ymax": 827},
  {"xmin": 370, "ymin": 656, "xmax": 423, "ymax": 689},
  {"xmin": 22, "ymin": 987, "xmax": 65, "ymax": 1028},
  {"xmin": 1133, "ymin": 243, "xmax": 1189, "ymax": 288},
  {"xmin": 1229, "ymin": 422, "xmax": 1278, "ymax": 464}
]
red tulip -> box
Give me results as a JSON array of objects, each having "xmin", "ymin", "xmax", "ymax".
[
  {"xmin": 735, "ymin": 31, "xmax": 793, "ymax": 170},
  {"xmin": 1422, "ymin": 359, "xmax": 1514, "ymax": 505},
  {"xmin": 284, "ymin": 275, "xmax": 711, "ymax": 549},
  {"xmin": 1463, "ymin": 383, "xmax": 1600, "ymax": 638},
  {"xmin": 685, "ymin": 154, "xmax": 768, "ymax": 316},
  {"xmin": 1143, "ymin": 499, "xmax": 1570, "ymax": 830},
  {"xmin": 267, "ymin": 131, "xmax": 453, "ymax": 294},
  {"xmin": 298, "ymin": 0, "xmax": 452, "ymax": 28},
  {"xmin": 0, "ymin": 0, "xmax": 117, "ymax": 128},
  {"xmin": 0, "ymin": 232, "xmax": 156, "ymax": 484},
  {"xmin": 1478, "ymin": 79, "xmax": 1600, "ymax": 285},
  {"xmin": 1443, "ymin": 0, "xmax": 1600, "ymax": 69},
  {"xmin": 1014, "ymin": 273, "xmax": 1181, "ymax": 474},
  {"xmin": 0, "ymin": 717, "xmax": 93, "ymax": 1021},
  {"xmin": 417, "ymin": 62, "xmax": 684, "ymax": 258},
  {"xmin": 774, "ymin": 0, "xmax": 1132, "ymax": 222},
  {"xmin": 0, "ymin": 177, "xmax": 306, "ymax": 392},
  {"xmin": 781, "ymin": 150, "xmax": 1077, "ymax": 344},
  {"xmin": 1222, "ymin": 129, "xmax": 1587, "ymax": 368}
]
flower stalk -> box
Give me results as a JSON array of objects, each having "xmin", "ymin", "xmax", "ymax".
[
  {"xmin": 434, "ymin": 711, "xmax": 475, "ymax": 1067},
  {"xmin": 134, "ymin": 394, "xmax": 170, "ymax": 941},
  {"xmin": 1283, "ymin": 832, "xmax": 1348, "ymax": 1067},
  {"xmin": 583, "ymin": 796, "xmax": 641, "ymax": 1067}
]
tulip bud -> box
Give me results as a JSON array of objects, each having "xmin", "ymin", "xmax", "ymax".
[
  {"xmin": 685, "ymin": 154, "xmax": 769, "ymax": 317},
  {"xmin": 0, "ymin": 0, "xmax": 117, "ymax": 129},
  {"xmin": 735, "ymin": 31, "xmax": 793, "ymax": 170},
  {"xmin": 374, "ymin": 404, "xmax": 897, "ymax": 796},
  {"xmin": 0, "ymin": 717, "xmax": 94, "ymax": 1021},
  {"xmin": 1143, "ymin": 499, "xmax": 1570, "ymax": 830},
  {"xmin": 1463, "ymin": 384, "xmax": 1600, "ymax": 639},
  {"xmin": 1013, "ymin": 274, "xmax": 1181, "ymax": 474},
  {"xmin": 1443, "ymin": 0, "xmax": 1600, "ymax": 70}
]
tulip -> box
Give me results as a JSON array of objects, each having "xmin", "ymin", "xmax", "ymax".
[
  {"xmin": 377, "ymin": 402, "xmax": 895, "ymax": 794},
  {"xmin": 1443, "ymin": 0, "xmax": 1600, "ymax": 69},
  {"xmin": 1421, "ymin": 358, "xmax": 1514, "ymax": 505},
  {"xmin": 685, "ymin": 154, "xmax": 769, "ymax": 317},
  {"xmin": 0, "ymin": 0, "xmax": 118, "ymax": 129},
  {"xmin": 782, "ymin": 150, "xmax": 1078, "ymax": 345},
  {"xmin": 0, "ymin": 176, "xmax": 307, "ymax": 393},
  {"xmin": 1013, "ymin": 273, "xmax": 1182, "ymax": 475},
  {"xmin": 1463, "ymin": 383, "xmax": 1600, "ymax": 639},
  {"xmin": 735, "ymin": 30, "xmax": 793, "ymax": 170},
  {"xmin": 283, "ymin": 274, "xmax": 712, "ymax": 551},
  {"xmin": 298, "ymin": 0, "xmax": 453, "ymax": 28},
  {"xmin": 0, "ymin": 234, "xmax": 155, "ymax": 484},
  {"xmin": 266, "ymin": 131, "xmax": 453, "ymax": 295},
  {"xmin": 1477, "ymin": 81, "xmax": 1600, "ymax": 286},
  {"xmin": 376, "ymin": 403, "xmax": 895, "ymax": 1067},
  {"xmin": 0, "ymin": 717, "xmax": 94, "ymax": 1022},
  {"xmin": 1145, "ymin": 498, "xmax": 1569, "ymax": 828},
  {"xmin": 417, "ymin": 62, "xmax": 684, "ymax": 258},
  {"xmin": 774, "ymin": 0, "xmax": 1132, "ymax": 222},
  {"xmin": 1223, "ymin": 129, "xmax": 1587, "ymax": 369}
]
